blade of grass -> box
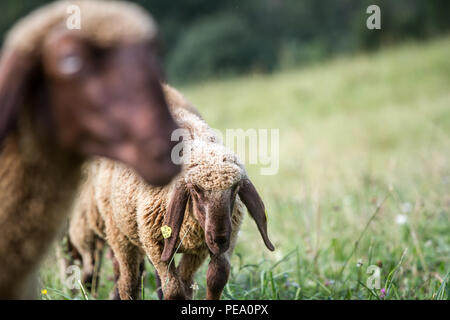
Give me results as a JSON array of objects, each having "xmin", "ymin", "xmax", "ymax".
[
  {"xmin": 337, "ymin": 192, "xmax": 390, "ymax": 278},
  {"xmin": 384, "ymin": 248, "xmax": 408, "ymax": 298},
  {"xmin": 358, "ymin": 281, "xmax": 380, "ymax": 300},
  {"xmin": 78, "ymin": 279, "xmax": 89, "ymax": 300},
  {"xmin": 434, "ymin": 270, "xmax": 449, "ymax": 300}
]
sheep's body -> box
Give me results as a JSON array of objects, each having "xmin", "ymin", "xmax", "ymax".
[
  {"xmin": 70, "ymin": 86, "xmax": 248, "ymax": 299},
  {"xmin": 0, "ymin": 132, "xmax": 82, "ymax": 298},
  {"xmin": 86, "ymin": 159, "xmax": 245, "ymax": 256},
  {"xmin": 0, "ymin": 0, "xmax": 174, "ymax": 299}
]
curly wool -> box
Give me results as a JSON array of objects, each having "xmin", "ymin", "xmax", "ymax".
[
  {"xmin": 4, "ymin": 0, "xmax": 157, "ymax": 54},
  {"xmin": 182, "ymin": 140, "xmax": 244, "ymax": 191},
  {"xmin": 167, "ymin": 100, "xmax": 245, "ymax": 190},
  {"xmin": 167, "ymin": 110, "xmax": 248, "ymax": 254}
]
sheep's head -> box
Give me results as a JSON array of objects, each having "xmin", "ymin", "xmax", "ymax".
[
  {"xmin": 0, "ymin": 0, "xmax": 180, "ymax": 186},
  {"xmin": 161, "ymin": 141, "xmax": 275, "ymax": 261}
]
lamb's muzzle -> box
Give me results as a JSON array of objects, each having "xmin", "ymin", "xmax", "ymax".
[{"xmin": 194, "ymin": 187, "xmax": 234, "ymax": 255}]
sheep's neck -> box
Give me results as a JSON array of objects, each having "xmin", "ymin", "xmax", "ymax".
[{"xmin": 0, "ymin": 132, "xmax": 82, "ymax": 299}]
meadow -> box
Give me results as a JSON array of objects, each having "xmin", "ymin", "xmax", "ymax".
[{"xmin": 40, "ymin": 36, "xmax": 450, "ymax": 300}]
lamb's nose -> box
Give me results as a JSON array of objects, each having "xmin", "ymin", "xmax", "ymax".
[
  {"xmin": 206, "ymin": 233, "xmax": 230, "ymax": 255},
  {"xmin": 213, "ymin": 236, "xmax": 228, "ymax": 245}
]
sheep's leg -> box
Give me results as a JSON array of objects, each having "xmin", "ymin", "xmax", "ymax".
[
  {"xmin": 68, "ymin": 227, "xmax": 98, "ymax": 293},
  {"xmin": 108, "ymin": 249, "xmax": 121, "ymax": 300},
  {"xmin": 177, "ymin": 252, "xmax": 208, "ymax": 299},
  {"xmin": 206, "ymin": 254, "xmax": 230, "ymax": 300},
  {"xmin": 107, "ymin": 232, "xmax": 144, "ymax": 300},
  {"xmin": 69, "ymin": 234, "xmax": 104, "ymax": 297},
  {"xmin": 145, "ymin": 246, "xmax": 186, "ymax": 299},
  {"xmin": 56, "ymin": 236, "xmax": 81, "ymax": 286},
  {"xmin": 68, "ymin": 198, "xmax": 107, "ymax": 295},
  {"xmin": 154, "ymin": 271, "xmax": 163, "ymax": 300},
  {"xmin": 114, "ymin": 246, "xmax": 144, "ymax": 300},
  {"xmin": 89, "ymin": 237, "xmax": 105, "ymax": 296},
  {"xmin": 108, "ymin": 248, "xmax": 145, "ymax": 300}
]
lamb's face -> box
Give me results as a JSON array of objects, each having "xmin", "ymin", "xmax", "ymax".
[
  {"xmin": 188, "ymin": 182, "xmax": 240, "ymax": 255},
  {"xmin": 33, "ymin": 29, "xmax": 180, "ymax": 185},
  {"xmin": 161, "ymin": 142, "xmax": 274, "ymax": 263},
  {"xmin": 179, "ymin": 142, "xmax": 244, "ymax": 254}
]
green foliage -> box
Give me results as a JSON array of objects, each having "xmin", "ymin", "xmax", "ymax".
[
  {"xmin": 166, "ymin": 13, "xmax": 268, "ymax": 83},
  {"xmin": 1, "ymin": 0, "xmax": 449, "ymax": 83}
]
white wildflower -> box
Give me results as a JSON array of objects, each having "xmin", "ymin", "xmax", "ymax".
[
  {"xmin": 396, "ymin": 214, "xmax": 408, "ymax": 225},
  {"xmin": 356, "ymin": 259, "xmax": 363, "ymax": 268}
]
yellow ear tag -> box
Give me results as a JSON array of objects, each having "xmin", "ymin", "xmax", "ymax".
[{"xmin": 161, "ymin": 225, "xmax": 172, "ymax": 239}]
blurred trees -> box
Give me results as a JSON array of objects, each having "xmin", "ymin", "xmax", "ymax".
[{"xmin": 0, "ymin": 0, "xmax": 449, "ymax": 83}]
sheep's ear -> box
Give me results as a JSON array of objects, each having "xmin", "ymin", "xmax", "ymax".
[
  {"xmin": 161, "ymin": 183, "xmax": 189, "ymax": 262},
  {"xmin": 238, "ymin": 179, "xmax": 275, "ymax": 251},
  {"xmin": 0, "ymin": 50, "xmax": 35, "ymax": 145}
]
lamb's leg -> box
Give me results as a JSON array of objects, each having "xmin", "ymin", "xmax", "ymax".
[
  {"xmin": 177, "ymin": 251, "xmax": 208, "ymax": 299},
  {"xmin": 109, "ymin": 249, "xmax": 145, "ymax": 300},
  {"xmin": 108, "ymin": 249, "xmax": 121, "ymax": 300},
  {"xmin": 145, "ymin": 246, "xmax": 186, "ymax": 299},
  {"xmin": 206, "ymin": 254, "xmax": 230, "ymax": 300},
  {"xmin": 89, "ymin": 237, "xmax": 105, "ymax": 296},
  {"xmin": 154, "ymin": 271, "xmax": 163, "ymax": 300},
  {"xmin": 68, "ymin": 226, "xmax": 98, "ymax": 293},
  {"xmin": 68, "ymin": 198, "xmax": 107, "ymax": 295},
  {"xmin": 107, "ymin": 232, "xmax": 144, "ymax": 300},
  {"xmin": 56, "ymin": 236, "xmax": 81, "ymax": 285},
  {"xmin": 69, "ymin": 234, "xmax": 104, "ymax": 296},
  {"xmin": 108, "ymin": 249, "xmax": 144, "ymax": 300}
]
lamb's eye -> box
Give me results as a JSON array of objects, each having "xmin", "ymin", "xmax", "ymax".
[{"xmin": 58, "ymin": 54, "xmax": 83, "ymax": 75}]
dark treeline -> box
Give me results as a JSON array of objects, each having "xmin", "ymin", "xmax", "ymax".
[{"xmin": 1, "ymin": 0, "xmax": 449, "ymax": 83}]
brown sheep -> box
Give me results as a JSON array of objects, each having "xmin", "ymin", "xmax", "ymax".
[
  {"xmin": 0, "ymin": 0, "xmax": 180, "ymax": 299},
  {"xmin": 68, "ymin": 85, "xmax": 275, "ymax": 300}
]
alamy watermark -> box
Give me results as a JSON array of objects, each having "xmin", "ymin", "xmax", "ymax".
[
  {"xmin": 171, "ymin": 128, "xmax": 280, "ymax": 176},
  {"xmin": 64, "ymin": 264, "xmax": 82, "ymax": 290},
  {"xmin": 366, "ymin": 265, "xmax": 381, "ymax": 289},
  {"xmin": 66, "ymin": 4, "xmax": 81, "ymax": 30},
  {"xmin": 366, "ymin": 5, "xmax": 381, "ymax": 30}
]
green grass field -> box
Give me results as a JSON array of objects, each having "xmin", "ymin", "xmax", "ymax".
[{"xmin": 40, "ymin": 36, "xmax": 450, "ymax": 300}]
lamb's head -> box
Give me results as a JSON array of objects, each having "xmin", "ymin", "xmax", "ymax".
[
  {"xmin": 161, "ymin": 141, "xmax": 275, "ymax": 261},
  {"xmin": 0, "ymin": 0, "xmax": 180, "ymax": 185}
]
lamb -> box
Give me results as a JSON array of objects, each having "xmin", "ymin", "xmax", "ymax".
[
  {"xmin": 68, "ymin": 85, "xmax": 275, "ymax": 300},
  {"xmin": 0, "ymin": 0, "xmax": 181, "ymax": 299}
]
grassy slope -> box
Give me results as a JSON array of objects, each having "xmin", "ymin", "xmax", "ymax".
[{"xmin": 40, "ymin": 36, "xmax": 450, "ymax": 300}]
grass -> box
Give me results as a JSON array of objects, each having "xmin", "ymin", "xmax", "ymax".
[{"xmin": 39, "ymin": 36, "xmax": 450, "ymax": 300}]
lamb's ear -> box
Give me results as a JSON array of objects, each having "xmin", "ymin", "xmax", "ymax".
[
  {"xmin": 161, "ymin": 183, "xmax": 189, "ymax": 262},
  {"xmin": 238, "ymin": 179, "xmax": 275, "ymax": 251},
  {"xmin": 0, "ymin": 50, "xmax": 35, "ymax": 145}
]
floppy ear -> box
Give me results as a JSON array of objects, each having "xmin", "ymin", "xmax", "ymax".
[
  {"xmin": 161, "ymin": 183, "xmax": 189, "ymax": 262},
  {"xmin": 0, "ymin": 50, "xmax": 35, "ymax": 145},
  {"xmin": 239, "ymin": 179, "xmax": 275, "ymax": 251}
]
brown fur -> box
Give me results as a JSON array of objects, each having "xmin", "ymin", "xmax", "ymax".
[
  {"xmin": 69, "ymin": 159, "xmax": 245, "ymax": 300},
  {"xmin": 0, "ymin": 133, "xmax": 82, "ymax": 298},
  {"xmin": 68, "ymin": 86, "xmax": 274, "ymax": 300},
  {"xmin": 0, "ymin": 1, "xmax": 180, "ymax": 299}
]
